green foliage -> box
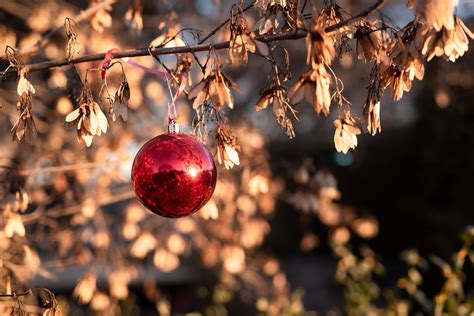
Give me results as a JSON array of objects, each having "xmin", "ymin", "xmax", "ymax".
[{"xmin": 332, "ymin": 226, "xmax": 474, "ymax": 316}]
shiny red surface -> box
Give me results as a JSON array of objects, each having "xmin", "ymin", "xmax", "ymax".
[{"xmin": 131, "ymin": 132, "xmax": 217, "ymax": 218}]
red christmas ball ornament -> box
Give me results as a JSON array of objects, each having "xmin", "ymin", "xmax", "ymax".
[{"xmin": 131, "ymin": 124, "xmax": 217, "ymax": 218}]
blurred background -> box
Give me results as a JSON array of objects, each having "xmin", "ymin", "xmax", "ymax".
[{"xmin": 0, "ymin": 0, "xmax": 474, "ymax": 314}]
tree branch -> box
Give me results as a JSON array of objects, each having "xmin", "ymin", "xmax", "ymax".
[
  {"xmin": 0, "ymin": 0, "xmax": 388, "ymax": 78},
  {"xmin": 325, "ymin": 0, "xmax": 389, "ymax": 32},
  {"xmin": 0, "ymin": 290, "xmax": 31, "ymax": 298}
]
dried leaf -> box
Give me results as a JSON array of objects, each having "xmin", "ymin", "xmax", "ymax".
[
  {"xmin": 215, "ymin": 123, "xmax": 240, "ymax": 170},
  {"xmin": 334, "ymin": 112, "xmax": 361, "ymax": 153},
  {"xmin": 65, "ymin": 108, "xmax": 81, "ymax": 122},
  {"xmin": 17, "ymin": 75, "xmax": 36, "ymax": 96}
]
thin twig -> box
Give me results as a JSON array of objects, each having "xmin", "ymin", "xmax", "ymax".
[
  {"xmin": 0, "ymin": 0, "xmax": 388, "ymax": 78},
  {"xmin": 197, "ymin": 1, "xmax": 256, "ymax": 45},
  {"xmin": 325, "ymin": 0, "xmax": 388, "ymax": 32},
  {"xmin": 0, "ymin": 290, "xmax": 31, "ymax": 298}
]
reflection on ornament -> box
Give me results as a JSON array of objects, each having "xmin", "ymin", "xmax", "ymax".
[{"xmin": 131, "ymin": 127, "xmax": 217, "ymax": 218}]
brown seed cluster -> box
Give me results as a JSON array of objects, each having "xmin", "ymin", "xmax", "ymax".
[
  {"xmin": 256, "ymin": 84, "xmax": 298, "ymax": 138},
  {"xmin": 110, "ymin": 74, "xmax": 130, "ymax": 122},
  {"xmin": 13, "ymin": 67, "xmax": 37, "ymax": 143},
  {"xmin": 228, "ymin": 13, "xmax": 268, "ymax": 65},
  {"xmin": 288, "ymin": 13, "xmax": 336, "ymax": 118},
  {"xmin": 188, "ymin": 59, "xmax": 236, "ymax": 111},
  {"xmin": 215, "ymin": 123, "xmax": 240, "ymax": 170},
  {"xmin": 333, "ymin": 112, "xmax": 361, "ymax": 154},
  {"xmin": 65, "ymin": 81, "xmax": 108, "ymax": 147}
]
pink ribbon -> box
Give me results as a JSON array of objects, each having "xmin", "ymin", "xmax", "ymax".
[{"xmin": 121, "ymin": 57, "xmax": 171, "ymax": 78}]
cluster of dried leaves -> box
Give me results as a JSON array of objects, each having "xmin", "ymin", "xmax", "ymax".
[
  {"xmin": 189, "ymin": 56, "xmax": 236, "ymax": 111},
  {"xmin": 65, "ymin": 79, "xmax": 109, "ymax": 146},
  {"xmin": 4, "ymin": 48, "xmax": 37, "ymax": 142},
  {"xmin": 228, "ymin": 6, "xmax": 269, "ymax": 64},
  {"xmin": 62, "ymin": 57, "xmax": 131, "ymax": 147},
  {"xmin": 215, "ymin": 122, "xmax": 240, "ymax": 169},
  {"xmin": 254, "ymin": 0, "xmax": 305, "ymax": 35},
  {"xmin": 257, "ymin": 82, "xmax": 298, "ymax": 139}
]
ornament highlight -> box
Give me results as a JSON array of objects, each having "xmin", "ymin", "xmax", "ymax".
[{"xmin": 131, "ymin": 126, "xmax": 217, "ymax": 218}]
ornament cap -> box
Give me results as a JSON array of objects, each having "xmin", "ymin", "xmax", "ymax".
[{"xmin": 167, "ymin": 120, "xmax": 181, "ymax": 134}]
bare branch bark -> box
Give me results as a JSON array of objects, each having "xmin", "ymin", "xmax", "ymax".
[
  {"xmin": 0, "ymin": 290, "xmax": 31, "ymax": 297},
  {"xmin": 0, "ymin": 0, "xmax": 388, "ymax": 78}
]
